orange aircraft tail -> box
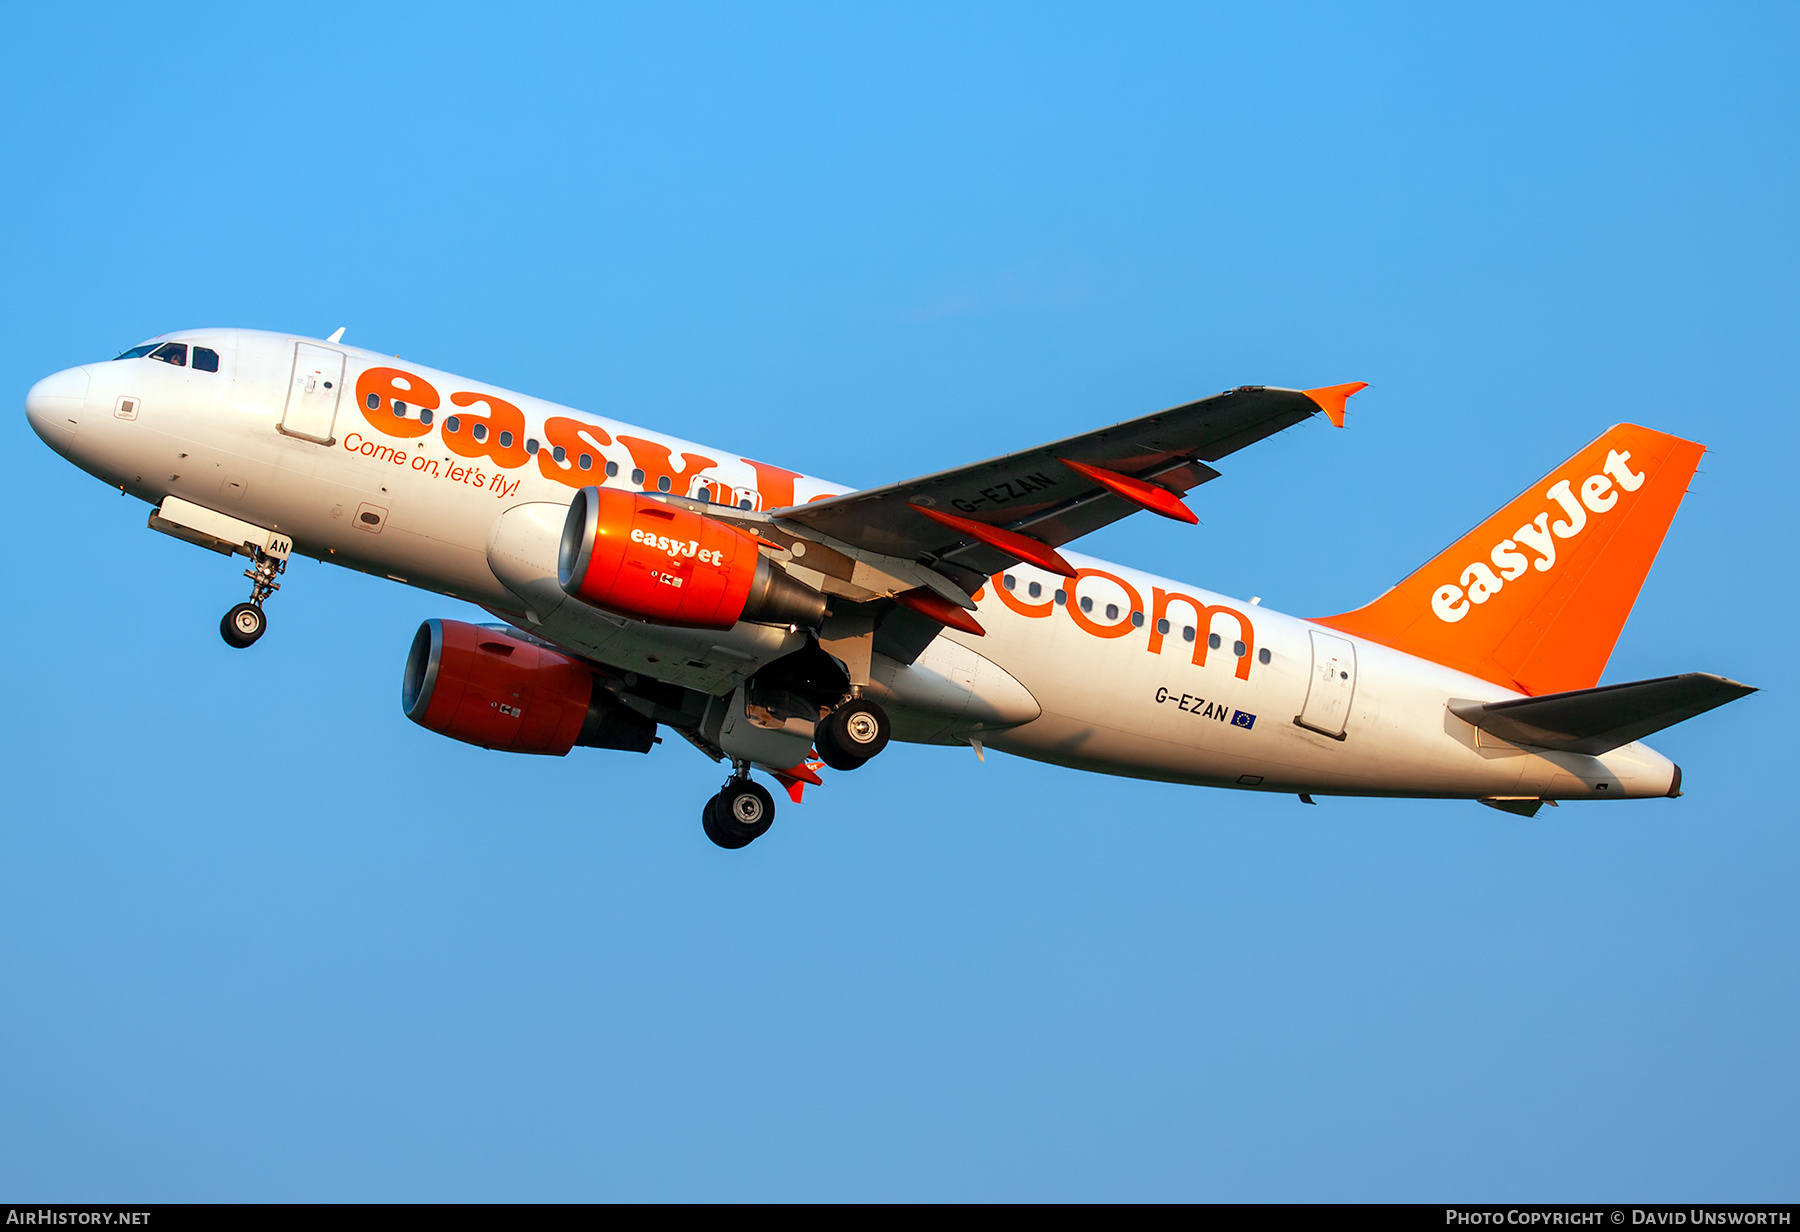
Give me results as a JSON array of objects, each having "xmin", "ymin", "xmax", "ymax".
[{"xmin": 1314, "ymin": 424, "xmax": 1705, "ymax": 697}]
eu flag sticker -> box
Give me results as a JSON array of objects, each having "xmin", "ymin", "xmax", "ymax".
[{"xmin": 1231, "ymin": 710, "xmax": 1256, "ymax": 730}]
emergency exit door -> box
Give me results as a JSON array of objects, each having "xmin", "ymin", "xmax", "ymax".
[
  {"xmin": 1296, "ymin": 629, "xmax": 1357, "ymax": 740},
  {"xmin": 279, "ymin": 342, "xmax": 346, "ymax": 444}
]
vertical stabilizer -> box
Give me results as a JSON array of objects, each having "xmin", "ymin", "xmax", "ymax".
[{"xmin": 1315, "ymin": 424, "xmax": 1704, "ymax": 696}]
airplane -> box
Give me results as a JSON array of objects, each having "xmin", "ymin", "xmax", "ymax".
[{"xmin": 24, "ymin": 328, "xmax": 1755, "ymax": 848}]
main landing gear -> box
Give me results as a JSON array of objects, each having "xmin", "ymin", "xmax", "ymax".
[
  {"xmin": 219, "ymin": 547, "xmax": 285, "ymax": 649},
  {"xmin": 703, "ymin": 766, "xmax": 776, "ymax": 849},
  {"xmin": 700, "ymin": 701, "xmax": 892, "ymax": 850},
  {"xmin": 814, "ymin": 698, "xmax": 892, "ymax": 771}
]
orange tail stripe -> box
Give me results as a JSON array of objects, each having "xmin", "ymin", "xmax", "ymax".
[{"xmin": 1314, "ymin": 423, "xmax": 1704, "ymax": 696}]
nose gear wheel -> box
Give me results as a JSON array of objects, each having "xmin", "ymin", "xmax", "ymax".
[
  {"xmin": 221, "ymin": 603, "xmax": 266, "ymax": 648},
  {"xmin": 218, "ymin": 547, "xmax": 286, "ymax": 649}
]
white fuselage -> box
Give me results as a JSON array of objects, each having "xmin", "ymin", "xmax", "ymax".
[{"xmin": 25, "ymin": 329, "xmax": 1678, "ymax": 801}]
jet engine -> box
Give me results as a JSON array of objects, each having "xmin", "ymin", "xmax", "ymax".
[
  {"xmin": 558, "ymin": 486, "xmax": 826, "ymax": 630},
  {"xmin": 401, "ymin": 619, "xmax": 655, "ymax": 755}
]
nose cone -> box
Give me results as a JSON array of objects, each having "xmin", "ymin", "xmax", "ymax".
[{"xmin": 26, "ymin": 367, "xmax": 91, "ymax": 442}]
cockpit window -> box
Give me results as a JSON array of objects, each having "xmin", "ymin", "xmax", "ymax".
[
  {"xmin": 150, "ymin": 342, "xmax": 187, "ymax": 367},
  {"xmin": 114, "ymin": 344, "xmax": 156, "ymax": 360},
  {"xmin": 192, "ymin": 346, "xmax": 220, "ymax": 373}
]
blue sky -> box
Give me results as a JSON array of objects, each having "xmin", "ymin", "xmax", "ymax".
[{"xmin": 2, "ymin": 2, "xmax": 1795, "ymax": 1200}]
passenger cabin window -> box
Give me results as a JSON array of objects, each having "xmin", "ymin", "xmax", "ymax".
[
  {"xmin": 114, "ymin": 344, "xmax": 156, "ymax": 360},
  {"xmin": 192, "ymin": 346, "xmax": 220, "ymax": 372},
  {"xmin": 150, "ymin": 342, "xmax": 187, "ymax": 367}
]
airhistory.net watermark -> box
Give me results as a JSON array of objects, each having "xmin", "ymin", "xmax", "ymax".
[{"xmin": 6, "ymin": 1214, "xmax": 151, "ymax": 1226}]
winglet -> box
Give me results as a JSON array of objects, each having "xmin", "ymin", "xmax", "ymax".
[
  {"xmin": 784, "ymin": 760, "xmax": 824, "ymax": 786},
  {"xmin": 1303, "ymin": 381, "xmax": 1368, "ymax": 428},
  {"xmin": 772, "ymin": 759, "xmax": 824, "ymax": 804}
]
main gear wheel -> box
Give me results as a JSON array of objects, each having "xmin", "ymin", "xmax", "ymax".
[
  {"xmin": 816, "ymin": 698, "xmax": 891, "ymax": 771},
  {"xmin": 703, "ymin": 777, "xmax": 775, "ymax": 848}
]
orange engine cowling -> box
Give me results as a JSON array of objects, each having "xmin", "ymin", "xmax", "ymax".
[
  {"xmin": 557, "ymin": 486, "xmax": 826, "ymax": 630},
  {"xmin": 400, "ymin": 619, "xmax": 654, "ymax": 755}
]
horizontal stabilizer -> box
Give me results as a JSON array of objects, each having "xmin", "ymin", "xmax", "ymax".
[{"xmin": 1449, "ymin": 673, "xmax": 1755, "ymax": 755}]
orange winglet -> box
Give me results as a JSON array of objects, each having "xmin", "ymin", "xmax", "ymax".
[
  {"xmin": 1303, "ymin": 381, "xmax": 1368, "ymax": 428},
  {"xmin": 772, "ymin": 760, "xmax": 823, "ymax": 804},
  {"xmin": 910, "ymin": 504, "xmax": 1076, "ymax": 577},
  {"xmin": 894, "ymin": 586, "xmax": 986, "ymax": 636},
  {"xmin": 1056, "ymin": 457, "xmax": 1199, "ymax": 525}
]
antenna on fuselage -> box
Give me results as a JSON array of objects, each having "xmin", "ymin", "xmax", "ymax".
[{"xmin": 326, "ymin": 327, "xmax": 346, "ymax": 344}]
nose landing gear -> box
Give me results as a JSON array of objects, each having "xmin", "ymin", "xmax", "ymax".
[
  {"xmin": 703, "ymin": 765, "xmax": 776, "ymax": 849},
  {"xmin": 219, "ymin": 547, "xmax": 285, "ymax": 649},
  {"xmin": 221, "ymin": 603, "xmax": 266, "ymax": 648}
]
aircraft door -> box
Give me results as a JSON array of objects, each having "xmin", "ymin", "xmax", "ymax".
[
  {"xmin": 279, "ymin": 342, "xmax": 346, "ymax": 444},
  {"xmin": 1297, "ymin": 629, "xmax": 1357, "ymax": 740}
]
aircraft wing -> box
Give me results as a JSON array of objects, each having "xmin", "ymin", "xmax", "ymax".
[{"xmin": 776, "ymin": 383, "xmax": 1362, "ymax": 591}]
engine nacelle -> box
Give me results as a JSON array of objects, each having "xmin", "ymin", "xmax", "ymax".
[
  {"xmin": 558, "ymin": 486, "xmax": 826, "ymax": 630},
  {"xmin": 401, "ymin": 619, "xmax": 655, "ymax": 755}
]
